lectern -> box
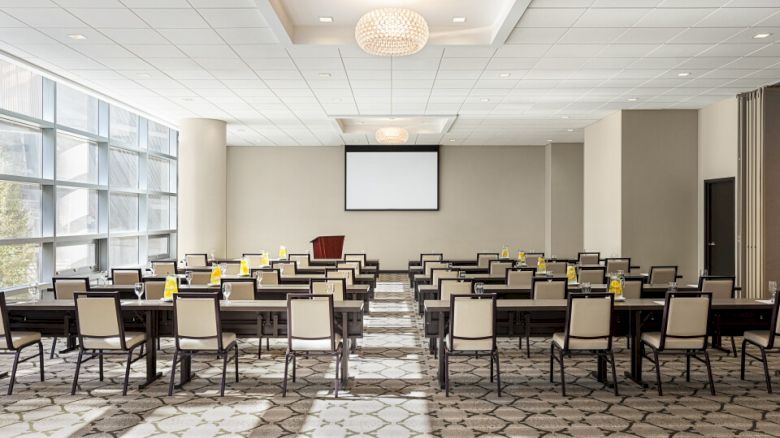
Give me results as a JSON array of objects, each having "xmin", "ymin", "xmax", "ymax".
[{"xmin": 311, "ymin": 235, "xmax": 345, "ymax": 259}]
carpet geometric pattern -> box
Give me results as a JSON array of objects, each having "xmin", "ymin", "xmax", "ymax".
[{"xmin": 0, "ymin": 274, "xmax": 779, "ymax": 436}]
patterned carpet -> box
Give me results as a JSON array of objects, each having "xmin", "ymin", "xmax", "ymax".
[{"xmin": 0, "ymin": 274, "xmax": 780, "ymax": 436}]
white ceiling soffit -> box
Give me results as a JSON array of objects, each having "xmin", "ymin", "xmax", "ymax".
[{"xmin": 258, "ymin": 0, "xmax": 531, "ymax": 46}]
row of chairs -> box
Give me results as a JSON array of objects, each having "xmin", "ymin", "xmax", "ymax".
[
  {"xmin": 416, "ymin": 252, "xmax": 632, "ymax": 273},
  {"xmin": 181, "ymin": 253, "xmax": 372, "ymax": 272}
]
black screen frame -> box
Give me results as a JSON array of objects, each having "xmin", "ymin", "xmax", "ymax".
[{"xmin": 344, "ymin": 145, "xmax": 440, "ymax": 212}]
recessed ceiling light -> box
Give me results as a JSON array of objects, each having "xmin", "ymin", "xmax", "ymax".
[
  {"xmin": 137, "ymin": 73, "xmax": 151, "ymax": 79},
  {"xmin": 567, "ymin": 128, "xmax": 574, "ymax": 132},
  {"xmin": 627, "ymin": 97, "xmax": 638, "ymax": 102},
  {"xmin": 753, "ymin": 33, "xmax": 771, "ymax": 39},
  {"xmin": 449, "ymin": 139, "xmax": 456, "ymax": 142},
  {"xmin": 677, "ymin": 72, "xmax": 690, "ymax": 77},
  {"xmin": 182, "ymin": 97, "xmax": 193, "ymax": 102},
  {"xmin": 332, "ymin": 98, "xmax": 342, "ymax": 103},
  {"xmin": 499, "ymin": 73, "xmax": 511, "ymax": 78},
  {"xmin": 452, "ymin": 17, "xmax": 466, "ymax": 23},
  {"xmin": 319, "ymin": 16, "xmax": 333, "ymax": 23},
  {"xmin": 318, "ymin": 72, "xmax": 332, "ymax": 78},
  {"xmin": 561, "ymin": 115, "xmax": 569, "ymax": 119},
  {"xmin": 68, "ymin": 34, "xmax": 87, "ymax": 40},
  {"xmin": 480, "ymin": 98, "xmax": 490, "ymax": 102}
]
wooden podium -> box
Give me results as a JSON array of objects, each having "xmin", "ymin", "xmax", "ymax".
[{"xmin": 310, "ymin": 235, "xmax": 345, "ymax": 259}]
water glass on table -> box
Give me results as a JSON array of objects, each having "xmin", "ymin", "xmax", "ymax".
[
  {"xmin": 223, "ymin": 282, "xmax": 232, "ymax": 303},
  {"xmin": 185, "ymin": 271, "xmax": 192, "ymax": 286},
  {"xmin": 28, "ymin": 286, "xmax": 40, "ymax": 302},
  {"xmin": 134, "ymin": 282, "xmax": 144, "ymax": 301},
  {"xmin": 475, "ymin": 282, "xmax": 485, "ymax": 295},
  {"xmin": 770, "ymin": 281, "xmax": 778, "ymax": 303},
  {"xmin": 581, "ymin": 282, "xmax": 591, "ymax": 294}
]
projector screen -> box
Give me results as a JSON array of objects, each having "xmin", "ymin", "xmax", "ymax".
[{"xmin": 345, "ymin": 145, "xmax": 439, "ymax": 211}]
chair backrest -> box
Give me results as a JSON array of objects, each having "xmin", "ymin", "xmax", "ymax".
[
  {"xmin": 563, "ymin": 292, "xmax": 613, "ymax": 350},
  {"xmin": 439, "ymin": 279, "xmax": 473, "ymax": 301},
  {"xmin": 578, "ymin": 252, "xmax": 601, "ymax": 265},
  {"xmin": 287, "ymin": 294, "xmax": 335, "ymax": 351},
  {"xmin": 289, "ymin": 254, "xmax": 311, "ymax": 269},
  {"xmin": 111, "ymin": 268, "xmax": 142, "ymax": 285},
  {"xmin": 660, "ymin": 291, "xmax": 711, "ymax": 350},
  {"xmin": 622, "ymin": 276, "xmax": 645, "ymax": 299},
  {"xmin": 310, "ymin": 278, "xmax": 346, "ymax": 301},
  {"xmin": 578, "ymin": 266, "xmax": 606, "ymax": 285},
  {"xmin": 221, "ymin": 278, "xmax": 256, "ymax": 300},
  {"xmin": 338, "ymin": 260, "xmax": 362, "ymax": 276},
  {"xmin": 142, "ymin": 278, "xmax": 166, "ymax": 300},
  {"xmin": 53, "ymin": 277, "xmax": 90, "ymax": 300},
  {"xmin": 272, "ymin": 260, "xmax": 297, "ymax": 276},
  {"xmin": 532, "ymin": 277, "xmax": 567, "ymax": 299},
  {"xmin": 546, "ymin": 261, "xmax": 567, "ymax": 275},
  {"xmin": 605, "ymin": 258, "xmax": 631, "ymax": 275},
  {"xmin": 0, "ymin": 294, "xmax": 14, "ymax": 350},
  {"xmin": 432, "ymin": 269, "xmax": 459, "ymax": 288},
  {"xmin": 243, "ymin": 253, "xmax": 264, "ymax": 268},
  {"xmin": 489, "ymin": 260, "xmax": 513, "ymax": 277},
  {"xmin": 649, "ymin": 265, "xmax": 678, "ymax": 285},
  {"xmin": 151, "ymin": 261, "xmax": 177, "ymax": 276},
  {"xmin": 186, "ymin": 270, "xmax": 211, "ymax": 285},
  {"xmin": 344, "ymin": 254, "xmax": 366, "ymax": 268},
  {"xmin": 423, "ymin": 260, "xmax": 448, "ymax": 276},
  {"xmin": 185, "ymin": 253, "xmax": 208, "ymax": 267},
  {"xmin": 449, "ymin": 293, "xmax": 496, "ymax": 351},
  {"xmin": 525, "ymin": 252, "xmax": 545, "ymax": 267},
  {"xmin": 768, "ymin": 291, "xmax": 780, "ymax": 349},
  {"xmin": 252, "ymin": 268, "xmax": 280, "ymax": 285},
  {"xmin": 420, "ymin": 253, "xmax": 443, "ymax": 264},
  {"xmin": 326, "ymin": 268, "xmax": 354, "ymax": 286},
  {"xmin": 699, "ymin": 276, "xmax": 735, "ymax": 299},
  {"xmin": 173, "ymin": 293, "xmax": 223, "ymax": 350},
  {"xmin": 220, "ymin": 261, "xmax": 241, "ymax": 276},
  {"xmin": 506, "ymin": 268, "xmax": 535, "ymax": 288},
  {"xmin": 74, "ymin": 292, "xmax": 124, "ymax": 349},
  {"xmin": 477, "ymin": 253, "xmax": 499, "ymax": 269}
]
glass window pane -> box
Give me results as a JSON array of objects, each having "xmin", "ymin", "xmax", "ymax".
[
  {"xmin": 0, "ymin": 119, "xmax": 42, "ymax": 178},
  {"xmin": 56, "ymin": 133, "xmax": 98, "ymax": 183},
  {"xmin": 56, "ymin": 85, "xmax": 99, "ymax": 134},
  {"xmin": 109, "ymin": 193, "xmax": 138, "ymax": 232},
  {"xmin": 148, "ymin": 236, "xmax": 169, "ymax": 258},
  {"xmin": 109, "ymin": 148, "xmax": 138, "ymax": 189},
  {"xmin": 148, "ymin": 194, "xmax": 170, "ymax": 230},
  {"xmin": 56, "ymin": 187, "xmax": 98, "ymax": 236},
  {"xmin": 170, "ymin": 195, "xmax": 177, "ymax": 229},
  {"xmin": 148, "ymin": 157, "xmax": 170, "ymax": 192},
  {"xmin": 0, "ymin": 244, "xmax": 40, "ymax": 288},
  {"xmin": 109, "ymin": 106, "xmax": 139, "ymax": 148},
  {"xmin": 148, "ymin": 121, "xmax": 169, "ymax": 154},
  {"xmin": 55, "ymin": 242, "xmax": 96, "ymax": 274},
  {"xmin": 0, "ymin": 181, "xmax": 41, "ymax": 239},
  {"xmin": 0, "ymin": 60, "xmax": 42, "ymax": 119},
  {"xmin": 110, "ymin": 236, "xmax": 138, "ymax": 266}
]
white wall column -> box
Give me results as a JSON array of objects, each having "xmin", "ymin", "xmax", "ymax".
[{"xmin": 178, "ymin": 118, "xmax": 227, "ymax": 259}]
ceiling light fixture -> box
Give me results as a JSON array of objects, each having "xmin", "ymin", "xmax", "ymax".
[
  {"xmin": 499, "ymin": 73, "xmax": 511, "ymax": 78},
  {"xmin": 318, "ymin": 72, "xmax": 332, "ymax": 78},
  {"xmin": 567, "ymin": 129, "xmax": 574, "ymax": 132},
  {"xmin": 480, "ymin": 98, "xmax": 490, "ymax": 102},
  {"xmin": 452, "ymin": 17, "xmax": 466, "ymax": 23},
  {"xmin": 375, "ymin": 127, "xmax": 409, "ymax": 144},
  {"xmin": 68, "ymin": 34, "xmax": 87, "ymax": 40},
  {"xmin": 753, "ymin": 33, "xmax": 771, "ymax": 39},
  {"xmin": 627, "ymin": 97, "xmax": 638, "ymax": 102},
  {"xmin": 449, "ymin": 139, "xmax": 456, "ymax": 142},
  {"xmin": 561, "ymin": 115, "xmax": 569, "ymax": 119},
  {"xmin": 137, "ymin": 73, "xmax": 151, "ymax": 79},
  {"xmin": 677, "ymin": 72, "xmax": 690, "ymax": 77},
  {"xmin": 355, "ymin": 8, "xmax": 429, "ymax": 57},
  {"xmin": 319, "ymin": 16, "xmax": 333, "ymax": 23}
]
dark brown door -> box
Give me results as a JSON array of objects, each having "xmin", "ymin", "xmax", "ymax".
[{"xmin": 705, "ymin": 178, "xmax": 735, "ymax": 276}]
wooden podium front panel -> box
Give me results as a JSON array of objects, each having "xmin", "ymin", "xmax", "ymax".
[{"xmin": 311, "ymin": 235, "xmax": 345, "ymax": 259}]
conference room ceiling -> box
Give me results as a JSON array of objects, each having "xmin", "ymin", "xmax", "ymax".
[{"xmin": 0, "ymin": 0, "xmax": 778, "ymax": 146}]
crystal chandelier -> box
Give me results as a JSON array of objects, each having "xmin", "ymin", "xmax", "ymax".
[
  {"xmin": 375, "ymin": 127, "xmax": 409, "ymax": 144},
  {"xmin": 355, "ymin": 8, "xmax": 429, "ymax": 57}
]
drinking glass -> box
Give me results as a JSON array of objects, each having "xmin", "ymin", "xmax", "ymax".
[
  {"xmin": 223, "ymin": 283, "xmax": 232, "ymax": 303},
  {"xmin": 185, "ymin": 271, "xmax": 192, "ymax": 286},
  {"xmin": 581, "ymin": 282, "xmax": 591, "ymax": 294},
  {"xmin": 475, "ymin": 282, "xmax": 485, "ymax": 295},
  {"xmin": 458, "ymin": 271, "xmax": 465, "ymax": 280},
  {"xmin": 669, "ymin": 281, "xmax": 678, "ymax": 292},
  {"xmin": 770, "ymin": 281, "xmax": 777, "ymax": 302},
  {"xmin": 28, "ymin": 286, "xmax": 40, "ymax": 302},
  {"xmin": 327, "ymin": 282, "xmax": 335, "ymax": 296},
  {"xmin": 220, "ymin": 263, "xmax": 227, "ymax": 276},
  {"xmin": 134, "ymin": 282, "xmax": 144, "ymax": 301}
]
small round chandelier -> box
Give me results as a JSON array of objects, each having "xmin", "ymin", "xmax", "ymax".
[
  {"xmin": 375, "ymin": 127, "xmax": 409, "ymax": 144},
  {"xmin": 355, "ymin": 8, "xmax": 429, "ymax": 57}
]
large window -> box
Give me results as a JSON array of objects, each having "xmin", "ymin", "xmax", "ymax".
[{"xmin": 0, "ymin": 59, "xmax": 178, "ymax": 290}]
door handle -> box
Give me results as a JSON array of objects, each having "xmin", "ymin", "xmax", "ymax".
[{"xmin": 708, "ymin": 242, "xmax": 716, "ymax": 246}]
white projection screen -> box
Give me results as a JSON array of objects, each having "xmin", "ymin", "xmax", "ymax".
[{"xmin": 345, "ymin": 146, "xmax": 439, "ymax": 211}]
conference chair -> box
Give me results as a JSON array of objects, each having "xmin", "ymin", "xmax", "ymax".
[
  {"xmin": 649, "ymin": 265, "xmax": 678, "ymax": 285},
  {"xmin": 489, "ymin": 260, "xmax": 513, "ymax": 277},
  {"xmin": 605, "ymin": 258, "xmax": 631, "ymax": 275},
  {"xmin": 577, "ymin": 252, "xmax": 601, "ymax": 265},
  {"xmin": 546, "ymin": 261, "xmax": 567, "ymax": 276},
  {"xmin": 142, "ymin": 278, "xmax": 167, "ymax": 349},
  {"xmin": 253, "ymin": 268, "xmax": 281, "ymax": 285},
  {"xmin": 506, "ymin": 267, "xmax": 536, "ymax": 289},
  {"xmin": 415, "ymin": 261, "xmax": 449, "ymax": 287},
  {"xmin": 151, "ymin": 261, "xmax": 177, "ymax": 276},
  {"xmin": 477, "ymin": 253, "xmax": 499, "ymax": 269},
  {"xmin": 310, "ymin": 278, "xmax": 347, "ymax": 301},
  {"xmin": 220, "ymin": 278, "xmax": 256, "ymax": 300},
  {"xmin": 283, "ymin": 294, "xmax": 343, "ymax": 398},
  {"xmin": 338, "ymin": 260, "xmax": 364, "ymax": 277},
  {"xmin": 420, "ymin": 253, "xmax": 443, "ymax": 264},
  {"xmin": 444, "ymin": 293, "xmax": 500, "ymax": 397},
  {"xmin": 622, "ymin": 276, "xmax": 645, "ymax": 299},
  {"xmin": 699, "ymin": 276, "xmax": 737, "ymax": 356},
  {"xmin": 51, "ymin": 277, "xmax": 90, "ymax": 359},
  {"xmin": 272, "ymin": 260, "xmax": 297, "ymax": 277},
  {"xmin": 344, "ymin": 253, "xmax": 367, "ymax": 269},
  {"xmin": 220, "ymin": 260, "xmax": 241, "ymax": 276},
  {"xmin": 326, "ymin": 268, "xmax": 354, "ymax": 286},
  {"xmin": 71, "ymin": 292, "xmax": 146, "ymax": 395},
  {"xmin": 186, "ymin": 270, "xmax": 212, "ymax": 285},
  {"xmin": 550, "ymin": 293, "xmax": 618, "ymax": 396},
  {"xmin": 111, "ymin": 268, "xmax": 142, "ymax": 285},
  {"xmin": 0, "ymin": 293, "xmax": 44, "ymax": 395},
  {"xmin": 525, "ymin": 252, "xmax": 545, "ymax": 268},
  {"xmin": 741, "ymin": 291, "xmax": 780, "ymax": 392},
  {"xmin": 640, "ymin": 291, "xmax": 715, "ymax": 396},
  {"xmin": 439, "ymin": 279, "xmax": 473, "ymax": 301},
  {"xmin": 169, "ymin": 293, "xmax": 238, "ymax": 397},
  {"xmin": 523, "ymin": 278, "xmax": 568, "ymax": 357},
  {"xmin": 242, "ymin": 253, "xmax": 265, "ymax": 268},
  {"xmin": 289, "ymin": 254, "xmax": 311, "ymax": 269},
  {"xmin": 578, "ymin": 266, "xmax": 606, "ymax": 285},
  {"xmin": 185, "ymin": 253, "xmax": 209, "ymax": 268}
]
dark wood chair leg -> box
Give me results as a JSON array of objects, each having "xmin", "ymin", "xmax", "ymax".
[
  {"xmin": 168, "ymin": 349, "xmax": 178, "ymax": 396},
  {"xmin": 740, "ymin": 339, "xmax": 747, "ymax": 380},
  {"xmin": 494, "ymin": 351, "xmax": 502, "ymax": 397},
  {"xmin": 703, "ymin": 350, "xmax": 715, "ymax": 396},
  {"xmin": 731, "ymin": 336, "xmax": 737, "ymax": 357},
  {"xmin": 37, "ymin": 342, "xmax": 44, "ymax": 382},
  {"xmin": 489, "ymin": 352, "xmax": 494, "ymax": 383},
  {"xmin": 71, "ymin": 349, "xmax": 83, "ymax": 395},
  {"xmin": 444, "ymin": 350, "xmax": 450, "ymax": 397},
  {"xmin": 122, "ymin": 350, "xmax": 133, "ymax": 396},
  {"xmin": 7, "ymin": 350, "xmax": 20, "ymax": 395},
  {"xmin": 609, "ymin": 350, "xmax": 619, "ymax": 396},
  {"xmin": 334, "ymin": 352, "xmax": 340, "ymax": 399},
  {"xmin": 282, "ymin": 352, "xmax": 290, "ymax": 397},
  {"xmin": 686, "ymin": 351, "xmax": 691, "ymax": 382},
  {"xmin": 234, "ymin": 344, "xmax": 239, "ymax": 382},
  {"xmin": 292, "ymin": 355, "xmax": 296, "ymax": 382},
  {"xmin": 549, "ymin": 343, "xmax": 555, "ymax": 383},
  {"xmin": 50, "ymin": 337, "xmax": 57, "ymax": 359},
  {"xmin": 98, "ymin": 351, "xmax": 104, "ymax": 381},
  {"xmin": 760, "ymin": 347, "xmax": 772, "ymax": 393},
  {"xmin": 653, "ymin": 348, "xmax": 662, "ymax": 396},
  {"xmin": 219, "ymin": 350, "xmax": 228, "ymax": 397},
  {"xmin": 559, "ymin": 349, "xmax": 566, "ymax": 396},
  {"xmin": 525, "ymin": 314, "xmax": 531, "ymax": 359}
]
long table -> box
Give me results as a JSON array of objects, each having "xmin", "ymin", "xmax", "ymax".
[
  {"xmin": 6, "ymin": 299, "xmax": 364, "ymax": 388},
  {"xmin": 423, "ymin": 298, "xmax": 771, "ymax": 389}
]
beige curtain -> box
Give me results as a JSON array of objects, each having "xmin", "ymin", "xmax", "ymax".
[{"xmin": 738, "ymin": 89, "xmax": 764, "ymax": 298}]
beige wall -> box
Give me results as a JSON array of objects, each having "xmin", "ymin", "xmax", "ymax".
[
  {"xmin": 546, "ymin": 143, "xmax": 584, "ymax": 258},
  {"xmin": 622, "ymin": 110, "xmax": 699, "ymax": 281},
  {"xmin": 697, "ymin": 97, "xmax": 738, "ymax": 272},
  {"xmin": 583, "ymin": 111, "xmax": 622, "ymax": 257},
  {"xmin": 177, "ymin": 118, "xmax": 227, "ymax": 259},
  {"xmin": 226, "ymin": 145, "xmax": 547, "ymax": 270}
]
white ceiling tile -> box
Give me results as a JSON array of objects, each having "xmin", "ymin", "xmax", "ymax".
[
  {"xmin": 617, "ymin": 27, "xmax": 682, "ymax": 44},
  {"xmin": 506, "ymin": 27, "xmax": 569, "ymax": 44},
  {"xmin": 669, "ymin": 27, "xmax": 742, "ymax": 44},
  {"xmin": 634, "ymin": 8, "xmax": 715, "ymax": 27},
  {"xmin": 494, "ymin": 44, "xmax": 551, "ymax": 57},
  {"xmin": 216, "ymin": 28, "xmax": 277, "ymax": 44},
  {"xmin": 695, "ymin": 7, "xmax": 777, "ymax": 27},
  {"xmin": 178, "ymin": 44, "xmax": 238, "ymax": 58},
  {"xmin": 517, "ymin": 8, "xmax": 586, "ymax": 27},
  {"xmin": 4, "ymin": 8, "xmax": 86, "ymax": 27},
  {"xmin": 69, "ymin": 8, "xmax": 149, "ymax": 28},
  {"xmin": 158, "ymin": 28, "xmax": 223, "ymax": 44},
  {"xmin": 124, "ymin": 44, "xmax": 187, "ymax": 58},
  {"xmin": 132, "ymin": 8, "xmax": 209, "ymax": 28},
  {"xmin": 574, "ymin": 8, "xmax": 650, "ymax": 27},
  {"xmin": 198, "ymin": 8, "xmax": 267, "ymax": 28},
  {"xmin": 558, "ymin": 27, "xmax": 625, "ymax": 43}
]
